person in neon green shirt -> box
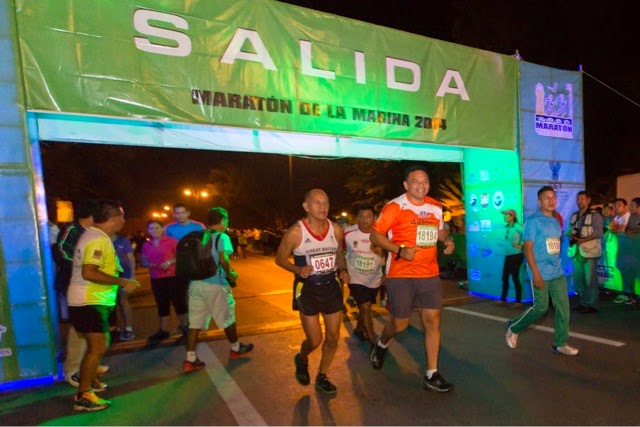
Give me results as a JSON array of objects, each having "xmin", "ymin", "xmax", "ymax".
[{"xmin": 67, "ymin": 200, "xmax": 140, "ymax": 412}]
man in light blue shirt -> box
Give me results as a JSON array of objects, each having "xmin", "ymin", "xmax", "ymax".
[
  {"xmin": 165, "ymin": 203, "xmax": 205, "ymax": 242},
  {"xmin": 505, "ymin": 186, "xmax": 578, "ymax": 356}
]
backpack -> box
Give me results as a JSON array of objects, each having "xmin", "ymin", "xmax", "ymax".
[{"xmin": 175, "ymin": 230, "xmax": 221, "ymax": 281}]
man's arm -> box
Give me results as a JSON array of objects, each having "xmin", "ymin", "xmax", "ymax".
[
  {"xmin": 58, "ymin": 226, "xmax": 79, "ymax": 262},
  {"xmin": 126, "ymin": 252, "xmax": 136, "ymax": 278},
  {"xmin": 275, "ymin": 224, "xmax": 311, "ymax": 277},
  {"xmin": 332, "ymin": 222, "xmax": 350, "ymax": 283},
  {"xmin": 218, "ymin": 249, "xmax": 237, "ymax": 283},
  {"xmin": 82, "ymin": 264, "xmax": 139, "ymax": 292},
  {"xmin": 438, "ymin": 228, "xmax": 455, "ymax": 255},
  {"xmin": 522, "ymin": 241, "xmax": 543, "ymax": 289}
]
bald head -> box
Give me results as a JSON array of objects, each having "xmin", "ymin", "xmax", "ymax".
[{"xmin": 304, "ymin": 189, "xmax": 328, "ymax": 204}]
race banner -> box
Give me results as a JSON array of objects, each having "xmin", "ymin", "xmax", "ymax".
[
  {"xmin": 15, "ymin": 0, "xmax": 517, "ymax": 149},
  {"xmin": 519, "ymin": 61, "xmax": 584, "ymax": 292}
]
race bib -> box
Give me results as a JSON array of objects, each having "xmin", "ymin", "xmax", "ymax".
[
  {"xmin": 355, "ymin": 255, "xmax": 375, "ymax": 272},
  {"xmin": 309, "ymin": 253, "xmax": 336, "ymax": 274},
  {"xmin": 546, "ymin": 238, "xmax": 560, "ymax": 255},
  {"xmin": 416, "ymin": 224, "xmax": 438, "ymax": 247}
]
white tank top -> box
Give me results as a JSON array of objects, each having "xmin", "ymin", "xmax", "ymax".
[
  {"xmin": 344, "ymin": 224, "xmax": 383, "ymax": 288},
  {"xmin": 293, "ymin": 219, "xmax": 338, "ymax": 284}
]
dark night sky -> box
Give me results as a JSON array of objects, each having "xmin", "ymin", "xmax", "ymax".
[{"xmin": 43, "ymin": 1, "xmax": 640, "ymax": 228}]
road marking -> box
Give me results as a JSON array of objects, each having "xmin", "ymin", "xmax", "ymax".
[
  {"xmin": 199, "ymin": 345, "xmax": 267, "ymax": 426},
  {"xmin": 444, "ymin": 306, "xmax": 626, "ymax": 347}
]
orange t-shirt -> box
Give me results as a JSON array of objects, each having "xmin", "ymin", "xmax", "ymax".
[{"xmin": 373, "ymin": 194, "xmax": 443, "ymax": 278}]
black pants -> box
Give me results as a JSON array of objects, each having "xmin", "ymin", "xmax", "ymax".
[{"xmin": 501, "ymin": 254, "xmax": 523, "ymax": 302}]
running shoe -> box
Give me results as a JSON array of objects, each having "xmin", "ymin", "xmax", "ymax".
[
  {"xmin": 505, "ymin": 320, "xmax": 518, "ymax": 349},
  {"xmin": 119, "ymin": 330, "xmax": 135, "ymax": 341},
  {"xmin": 230, "ymin": 343, "xmax": 254, "ymax": 359},
  {"xmin": 423, "ymin": 371, "xmax": 454, "ymax": 392},
  {"xmin": 66, "ymin": 372, "xmax": 108, "ymax": 392},
  {"xmin": 370, "ymin": 337, "xmax": 387, "ymax": 370},
  {"xmin": 73, "ymin": 391, "xmax": 111, "ymax": 412},
  {"xmin": 183, "ymin": 358, "xmax": 206, "ymax": 373},
  {"xmin": 294, "ymin": 353, "xmax": 310, "ymax": 385},
  {"xmin": 148, "ymin": 329, "xmax": 170, "ymax": 342},
  {"xmin": 315, "ymin": 374, "xmax": 337, "ymax": 394},
  {"xmin": 613, "ymin": 295, "xmax": 629, "ymax": 304},
  {"xmin": 552, "ymin": 345, "xmax": 579, "ymax": 356}
]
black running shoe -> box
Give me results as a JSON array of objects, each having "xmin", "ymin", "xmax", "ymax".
[
  {"xmin": 423, "ymin": 371, "xmax": 453, "ymax": 392},
  {"xmin": 294, "ymin": 353, "xmax": 310, "ymax": 385},
  {"xmin": 370, "ymin": 337, "xmax": 387, "ymax": 370},
  {"xmin": 315, "ymin": 374, "xmax": 337, "ymax": 394},
  {"xmin": 148, "ymin": 329, "xmax": 169, "ymax": 342}
]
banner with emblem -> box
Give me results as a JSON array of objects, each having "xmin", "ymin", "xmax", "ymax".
[
  {"xmin": 519, "ymin": 62, "xmax": 584, "ymax": 292},
  {"xmin": 15, "ymin": 0, "xmax": 517, "ymax": 150}
]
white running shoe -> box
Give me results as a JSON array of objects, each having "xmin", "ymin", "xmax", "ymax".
[{"xmin": 552, "ymin": 345, "xmax": 579, "ymax": 356}]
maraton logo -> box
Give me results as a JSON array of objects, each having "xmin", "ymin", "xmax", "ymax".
[{"xmin": 534, "ymin": 82, "xmax": 574, "ymax": 139}]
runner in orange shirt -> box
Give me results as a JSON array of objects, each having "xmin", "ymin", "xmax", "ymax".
[{"xmin": 369, "ymin": 164, "xmax": 455, "ymax": 392}]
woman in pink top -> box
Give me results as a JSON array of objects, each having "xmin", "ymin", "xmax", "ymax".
[{"xmin": 141, "ymin": 220, "xmax": 187, "ymax": 342}]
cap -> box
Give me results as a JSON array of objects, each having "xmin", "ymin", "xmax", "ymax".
[{"xmin": 501, "ymin": 209, "xmax": 517, "ymax": 219}]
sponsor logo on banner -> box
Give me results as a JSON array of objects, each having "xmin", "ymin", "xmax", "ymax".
[
  {"xmin": 470, "ymin": 269, "xmax": 481, "ymax": 281},
  {"xmin": 549, "ymin": 161, "xmax": 562, "ymax": 190},
  {"xmin": 479, "ymin": 170, "xmax": 490, "ymax": 181},
  {"xmin": 469, "ymin": 244, "xmax": 478, "ymax": 257},
  {"xmin": 480, "ymin": 193, "xmax": 489, "ymax": 208},
  {"xmin": 534, "ymin": 82, "xmax": 574, "ymax": 139},
  {"xmin": 493, "ymin": 191, "xmax": 504, "ymax": 209},
  {"xmin": 480, "ymin": 220, "xmax": 491, "ymax": 231},
  {"xmin": 468, "ymin": 221, "xmax": 480, "ymax": 232},
  {"xmin": 469, "ymin": 194, "xmax": 479, "ymax": 212},
  {"xmin": 0, "ymin": 324, "xmax": 11, "ymax": 358},
  {"xmin": 597, "ymin": 264, "xmax": 614, "ymax": 284}
]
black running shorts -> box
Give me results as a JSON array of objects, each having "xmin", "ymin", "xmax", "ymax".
[{"xmin": 292, "ymin": 277, "xmax": 343, "ymax": 315}]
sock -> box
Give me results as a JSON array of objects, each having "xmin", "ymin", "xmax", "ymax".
[
  {"xmin": 125, "ymin": 326, "xmax": 133, "ymax": 332},
  {"xmin": 230, "ymin": 341, "xmax": 240, "ymax": 352},
  {"xmin": 426, "ymin": 369, "xmax": 437, "ymax": 379},
  {"xmin": 186, "ymin": 351, "xmax": 197, "ymax": 362},
  {"xmin": 378, "ymin": 339, "xmax": 388, "ymax": 349}
]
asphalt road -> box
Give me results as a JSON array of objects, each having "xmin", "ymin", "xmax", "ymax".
[{"xmin": 1, "ymin": 253, "xmax": 639, "ymax": 425}]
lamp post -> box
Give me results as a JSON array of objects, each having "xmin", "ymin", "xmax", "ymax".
[
  {"xmin": 183, "ymin": 188, "xmax": 210, "ymax": 218},
  {"xmin": 183, "ymin": 188, "xmax": 209, "ymax": 205}
]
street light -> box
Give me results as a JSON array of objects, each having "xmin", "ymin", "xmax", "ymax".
[{"xmin": 183, "ymin": 188, "xmax": 210, "ymax": 208}]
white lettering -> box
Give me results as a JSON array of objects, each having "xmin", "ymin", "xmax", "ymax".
[
  {"xmin": 436, "ymin": 69, "xmax": 470, "ymax": 100},
  {"xmin": 133, "ymin": 9, "xmax": 191, "ymax": 57},
  {"xmin": 300, "ymin": 40, "xmax": 335, "ymax": 79},
  {"xmin": 221, "ymin": 29, "xmax": 277, "ymax": 70},
  {"xmin": 387, "ymin": 58, "xmax": 420, "ymax": 92}
]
